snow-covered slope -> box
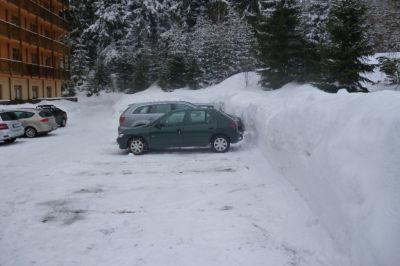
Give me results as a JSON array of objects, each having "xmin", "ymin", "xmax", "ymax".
[{"xmin": 115, "ymin": 73, "xmax": 400, "ymax": 266}]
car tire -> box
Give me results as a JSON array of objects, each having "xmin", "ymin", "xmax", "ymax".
[
  {"xmin": 211, "ymin": 135, "xmax": 230, "ymax": 153},
  {"xmin": 4, "ymin": 138, "xmax": 16, "ymax": 143},
  {"xmin": 128, "ymin": 138, "xmax": 146, "ymax": 155},
  {"xmin": 60, "ymin": 119, "xmax": 67, "ymax": 127},
  {"xmin": 25, "ymin": 127, "xmax": 37, "ymax": 138}
]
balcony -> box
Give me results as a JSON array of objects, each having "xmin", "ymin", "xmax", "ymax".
[
  {"xmin": 6, "ymin": 0, "xmax": 69, "ymax": 31},
  {"xmin": 0, "ymin": 58, "xmax": 70, "ymax": 80},
  {"xmin": 0, "ymin": 19, "xmax": 69, "ymax": 54}
]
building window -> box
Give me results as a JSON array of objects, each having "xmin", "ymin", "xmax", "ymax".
[
  {"xmin": 32, "ymin": 86, "xmax": 39, "ymax": 99},
  {"xmin": 10, "ymin": 16, "xmax": 20, "ymax": 26},
  {"xmin": 29, "ymin": 23, "xmax": 38, "ymax": 33},
  {"xmin": 31, "ymin": 53, "xmax": 38, "ymax": 64},
  {"xmin": 45, "ymin": 56, "xmax": 52, "ymax": 67},
  {"xmin": 44, "ymin": 30, "xmax": 51, "ymax": 38},
  {"xmin": 46, "ymin": 86, "xmax": 52, "ymax": 98},
  {"xmin": 12, "ymin": 48, "xmax": 21, "ymax": 61},
  {"xmin": 14, "ymin": 85, "xmax": 22, "ymax": 100}
]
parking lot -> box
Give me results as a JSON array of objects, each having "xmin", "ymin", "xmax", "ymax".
[{"xmin": 0, "ymin": 97, "xmax": 341, "ymax": 266}]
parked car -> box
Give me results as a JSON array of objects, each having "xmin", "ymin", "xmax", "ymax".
[
  {"xmin": 9, "ymin": 108, "xmax": 58, "ymax": 138},
  {"xmin": 118, "ymin": 101, "xmax": 198, "ymax": 133},
  {"xmin": 117, "ymin": 108, "xmax": 244, "ymax": 155},
  {"xmin": 0, "ymin": 111, "xmax": 24, "ymax": 143},
  {"xmin": 37, "ymin": 105, "xmax": 68, "ymax": 127},
  {"xmin": 118, "ymin": 101, "xmax": 244, "ymax": 133}
]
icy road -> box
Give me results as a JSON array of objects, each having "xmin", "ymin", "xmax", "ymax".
[{"xmin": 0, "ymin": 96, "xmax": 345, "ymax": 266}]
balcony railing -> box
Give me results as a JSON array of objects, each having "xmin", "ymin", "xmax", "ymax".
[
  {"xmin": 0, "ymin": 58, "xmax": 70, "ymax": 80},
  {"xmin": 7, "ymin": 0, "xmax": 69, "ymax": 31},
  {"xmin": 0, "ymin": 20, "xmax": 69, "ymax": 54}
]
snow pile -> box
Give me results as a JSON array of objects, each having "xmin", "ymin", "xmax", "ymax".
[{"xmin": 115, "ymin": 72, "xmax": 400, "ymax": 266}]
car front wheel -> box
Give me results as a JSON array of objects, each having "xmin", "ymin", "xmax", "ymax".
[
  {"xmin": 128, "ymin": 138, "xmax": 146, "ymax": 155},
  {"xmin": 61, "ymin": 119, "xmax": 67, "ymax": 127},
  {"xmin": 212, "ymin": 135, "xmax": 230, "ymax": 153}
]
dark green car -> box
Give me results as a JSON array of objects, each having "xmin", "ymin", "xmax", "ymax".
[{"xmin": 117, "ymin": 108, "xmax": 244, "ymax": 155}]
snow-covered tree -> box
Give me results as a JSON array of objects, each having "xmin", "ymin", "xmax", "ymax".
[
  {"xmin": 322, "ymin": 0, "xmax": 374, "ymax": 93},
  {"xmin": 257, "ymin": 0, "xmax": 306, "ymax": 89}
]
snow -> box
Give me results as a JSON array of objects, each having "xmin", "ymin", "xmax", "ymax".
[{"xmin": 1, "ymin": 72, "xmax": 399, "ymax": 266}]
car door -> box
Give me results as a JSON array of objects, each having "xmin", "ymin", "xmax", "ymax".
[
  {"xmin": 149, "ymin": 110, "xmax": 186, "ymax": 148},
  {"xmin": 13, "ymin": 111, "xmax": 34, "ymax": 128},
  {"xmin": 182, "ymin": 110, "xmax": 216, "ymax": 147}
]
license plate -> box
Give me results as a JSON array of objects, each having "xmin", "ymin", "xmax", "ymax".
[{"xmin": 13, "ymin": 124, "xmax": 20, "ymax": 128}]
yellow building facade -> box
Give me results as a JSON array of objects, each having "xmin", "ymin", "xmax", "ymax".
[{"xmin": 0, "ymin": 0, "xmax": 69, "ymax": 102}]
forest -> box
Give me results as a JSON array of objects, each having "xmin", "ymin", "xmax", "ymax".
[{"xmin": 67, "ymin": 0, "xmax": 400, "ymax": 95}]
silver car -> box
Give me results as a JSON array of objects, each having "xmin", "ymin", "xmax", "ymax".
[
  {"xmin": 9, "ymin": 108, "xmax": 58, "ymax": 138},
  {"xmin": 0, "ymin": 111, "xmax": 24, "ymax": 143},
  {"xmin": 118, "ymin": 101, "xmax": 199, "ymax": 133}
]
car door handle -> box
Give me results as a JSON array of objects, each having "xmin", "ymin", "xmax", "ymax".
[{"xmin": 209, "ymin": 127, "xmax": 215, "ymax": 130}]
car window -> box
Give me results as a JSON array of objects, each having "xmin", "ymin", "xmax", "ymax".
[
  {"xmin": 188, "ymin": 110, "xmax": 206, "ymax": 124},
  {"xmin": 173, "ymin": 104, "xmax": 193, "ymax": 110},
  {"xmin": 38, "ymin": 111, "xmax": 52, "ymax": 117},
  {"xmin": 206, "ymin": 112, "xmax": 215, "ymax": 124},
  {"xmin": 0, "ymin": 112, "xmax": 17, "ymax": 121},
  {"xmin": 133, "ymin": 105, "xmax": 150, "ymax": 114},
  {"xmin": 187, "ymin": 111, "xmax": 214, "ymax": 124},
  {"xmin": 164, "ymin": 111, "xmax": 185, "ymax": 126},
  {"xmin": 150, "ymin": 104, "xmax": 172, "ymax": 114},
  {"xmin": 13, "ymin": 111, "xmax": 26, "ymax": 119}
]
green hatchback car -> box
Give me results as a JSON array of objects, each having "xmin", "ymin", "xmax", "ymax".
[{"xmin": 117, "ymin": 108, "xmax": 244, "ymax": 154}]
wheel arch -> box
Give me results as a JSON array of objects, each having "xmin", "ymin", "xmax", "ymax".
[{"xmin": 210, "ymin": 133, "xmax": 231, "ymax": 144}]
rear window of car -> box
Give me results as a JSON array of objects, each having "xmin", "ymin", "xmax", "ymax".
[
  {"xmin": 149, "ymin": 104, "xmax": 172, "ymax": 114},
  {"xmin": 133, "ymin": 105, "xmax": 151, "ymax": 114},
  {"xmin": 0, "ymin": 112, "xmax": 18, "ymax": 121},
  {"xmin": 39, "ymin": 111, "xmax": 53, "ymax": 117}
]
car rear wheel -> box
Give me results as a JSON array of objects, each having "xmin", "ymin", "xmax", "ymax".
[
  {"xmin": 25, "ymin": 127, "xmax": 37, "ymax": 138},
  {"xmin": 4, "ymin": 138, "xmax": 16, "ymax": 143},
  {"xmin": 212, "ymin": 135, "xmax": 230, "ymax": 153},
  {"xmin": 129, "ymin": 138, "xmax": 146, "ymax": 155},
  {"xmin": 61, "ymin": 119, "xmax": 67, "ymax": 127}
]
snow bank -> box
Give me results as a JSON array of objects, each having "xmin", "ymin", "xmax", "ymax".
[{"xmin": 114, "ymin": 73, "xmax": 400, "ymax": 266}]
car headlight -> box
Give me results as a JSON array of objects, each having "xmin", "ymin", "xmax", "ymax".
[{"xmin": 118, "ymin": 133, "xmax": 124, "ymax": 138}]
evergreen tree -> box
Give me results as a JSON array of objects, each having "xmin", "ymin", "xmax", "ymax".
[
  {"xmin": 322, "ymin": 0, "xmax": 374, "ymax": 93},
  {"xmin": 257, "ymin": 0, "xmax": 305, "ymax": 89}
]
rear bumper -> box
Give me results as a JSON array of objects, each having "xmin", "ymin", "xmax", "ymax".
[
  {"xmin": 230, "ymin": 132, "xmax": 243, "ymax": 144},
  {"xmin": 37, "ymin": 123, "xmax": 58, "ymax": 133},
  {"xmin": 0, "ymin": 128, "xmax": 24, "ymax": 140},
  {"xmin": 117, "ymin": 136, "xmax": 129, "ymax": 149}
]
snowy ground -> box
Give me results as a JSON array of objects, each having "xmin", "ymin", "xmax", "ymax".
[
  {"xmin": 0, "ymin": 95, "xmax": 346, "ymax": 266},
  {"xmin": 1, "ymin": 70, "xmax": 399, "ymax": 266}
]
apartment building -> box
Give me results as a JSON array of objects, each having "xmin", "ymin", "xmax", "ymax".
[{"xmin": 0, "ymin": 0, "xmax": 69, "ymax": 102}]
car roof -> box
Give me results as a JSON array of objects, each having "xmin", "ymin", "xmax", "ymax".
[
  {"xmin": 6, "ymin": 108, "xmax": 42, "ymax": 113},
  {"xmin": 128, "ymin": 101, "xmax": 197, "ymax": 107}
]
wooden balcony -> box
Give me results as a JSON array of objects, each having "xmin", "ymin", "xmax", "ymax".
[
  {"xmin": 0, "ymin": 58, "xmax": 70, "ymax": 80},
  {"xmin": 0, "ymin": 19, "xmax": 69, "ymax": 54},
  {"xmin": 6, "ymin": 0, "xmax": 69, "ymax": 31}
]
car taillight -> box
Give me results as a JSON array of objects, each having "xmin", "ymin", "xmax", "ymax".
[
  {"xmin": 230, "ymin": 121, "xmax": 238, "ymax": 129},
  {"xmin": 119, "ymin": 116, "xmax": 125, "ymax": 124},
  {"xmin": 0, "ymin": 123, "xmax": 9, "ymax": 130},
  {"xmin": 40, "ymin": 118, "xmax": 49, "ymax": 122}
]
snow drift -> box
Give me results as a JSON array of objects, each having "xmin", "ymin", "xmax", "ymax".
[{"xmin": 115, "ymin": 73, "xmax": 400, "ymax": 266}]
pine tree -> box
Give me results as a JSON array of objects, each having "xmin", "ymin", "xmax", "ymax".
[
  {"xmin": 257, "ymin": 0, "xmax": 305, "ymax": 89},
  {"xmin": 322, "ymin": 0, "xmax": 374, "ymax": 93}
]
